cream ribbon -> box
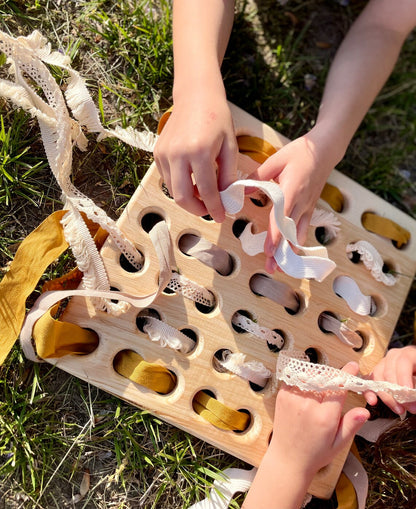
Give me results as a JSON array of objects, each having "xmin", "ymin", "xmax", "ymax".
[{"xmin": 220, "ymin": 180, "xmax": 336, "ymax": 282}]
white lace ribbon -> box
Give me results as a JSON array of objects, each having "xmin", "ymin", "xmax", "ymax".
[
  {"xmin": 231, "ymin": 312, "xmax": 285, "ymax": 348},
  {"xmin": 217, "ymin": 351, "xmax": 271, "ymax": 387},
  {"xmin": 346, "ymin": 240, "xmax": 397, "ymax": 286},
  {"xmin": 0, "ymin": 30, "xmax": 155, "ymax": 313},
  {"xmin": 143, "ymin": 316, "xmax": 195, "ymax": 353},
  {"xmin": 276, "ymin": 351, "xmax": 416, "ymax": 404}
]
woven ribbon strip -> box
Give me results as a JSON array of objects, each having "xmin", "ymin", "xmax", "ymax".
[{"xmin": 276, "ymin": 351, "xmax": 416, "ymax": 404}]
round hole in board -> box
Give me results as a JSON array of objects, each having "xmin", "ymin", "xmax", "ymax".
[
  {"xmin": 179, "ymin": 328, "xmax": 198, "ymax": 353},
  {"xmin": 78, "ymin": 328, "xmax": 100, "ymax": 354},
  {"xmin": 353, "ymin": 330, "xmax": 367, "ymax": 352},
  {"xmin": 178, "ymin": 233, "xmax": 235, "ymax": 276},
  {"xmin": 250, "ymin": 191, "xmax": 269, "ymax": 207},
  {"xmin": 249, "ymin": 273, "xmax": 302, "ymax": 315},
  {"xmin": 267, "ymin": 329, "xmax": 286, "ymax": 353},
  {"xmin": 213, "ymin": 349, "xmax": 233, "ymax": 373},
  {"xmin": 192, "ymin": 389, "xmax": 216, "ymax": 414},
  {"xmin": 231, "ymin": 309, "xmax": 256, "ymax": 334},
  {"xmin": 284, "ymin": 292, "xmax": 302, "ymax": 316},
  {"xmin": 109, "ymin": 286, "xmax": 120, "ymax": 304},
  {"xmin": 161, "ymin": 271, "xmax": 177, "ymax": 295},
  {"xmin": 368, "ymin": 294, "xmax": 387, "ymax": 318},
  {"xmin": 382, "ymin": 260, "xmax": 397, "ymax": 276},
  {"xmin": 347, "ymin": 250, "xmax": 362, "ymax": 264},
  {"xmin": 232, "ymin": 218, "xmax": 250, "ymax": 239},
  {"xmin": 233, "ymin": 409, "xmax": 252, "ymax": 434},
  {"xmin": 113, "ymin": 349, "xmax": 177, "ymax": 395},
  {"xmin": 317, "ymin": 311, "xmax": 340, "ymax": 334},
  {"xmin": 141, "ymin": 212, "xmax": 164, "ymax": 233},
  {"xmin": 119, "ymin": 250, "xmax": 144, "ymax": 273},
  {"xmin": 136, "ymin": 308, "xmax": 161, "ymax": 333},
  {"xmin": 195, "ymin": 290, "xmax": 217, "ymax": 314},
  {"xmin": 360, "ymin": 211, "xmax": 410, "ymax": 251},
  {"xmin": 201, "ymin": 214, "xmax": 214, "ymax": 222},
  {"xmin": 249, "ymin": 378, "xmax": 269, "ymax": 393},
  {"xmin": 304, "ymin": 347, "xmax": 322, "ymax": 364},
  {"xmin": 314, "ymin": 226, "xmax": 336, "ymax": 246}
]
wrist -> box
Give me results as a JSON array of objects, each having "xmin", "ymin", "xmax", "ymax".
[
  {"xmin": 172, "ymin": 67, "xmax": 225, "ymax": 105},
  {"xmin": 267, "ymin": 439, "xmax": 316, "ymax": 484},
  {"xmin": 305, "ymin": 123, "xmax": 349, "ymax": 176}
]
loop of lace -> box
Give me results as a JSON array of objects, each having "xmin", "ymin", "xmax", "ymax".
[
  {"xmin": 231, "ymin": 312, "xmax": 284, "ymax": 348},
  {"xmin": 346, "ymin": 240, "xmax": 397, "ymax": 286},
  {"xmin": 143, "ymin": 316, "xmax": 195, "ymax": 353},
  {"xmin": 217, "ymin": 351, "xmax": 271, "ymax": 387},
  {"xmin": 166, "ymin": 273, "xmax": 214, "ymax": 307}
]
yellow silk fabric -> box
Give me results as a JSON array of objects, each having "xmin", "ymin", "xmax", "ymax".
[
  {"xmin": 320, "ymin": 182, "xmax": 345, "ymax": 213},
  {"xmin": 193, "ymin": 390, "xmax": 250, "ymax": 431},
  {"xmin": 362, "ymin": 211, "xmax": 410, "ymax": 248},
  {"xmin": 33, "ymin": 303, "xmax": 99, "ymax": 358},
  {"xmin": 113, "ymin": 350, "xmax": 177, "ymax": 394},
  {"xmin": 0, "ymin": 211, "xmax": 68, "ymax": 365}
]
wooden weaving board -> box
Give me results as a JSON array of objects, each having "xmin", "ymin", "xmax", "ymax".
[{"xmin": 57, "ymin": 103, "xmax": 416, "ymax": 499}]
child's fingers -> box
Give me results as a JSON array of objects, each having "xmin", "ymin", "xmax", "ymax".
[
  {"xmin": 333, "ymin": 407, "xmax": 370, "ymax": 451},
  {"xmin": 217, "ymin": 136, "xmax": 238, "ymax": 192},
  {"xmin": 192, "ymin": 157, "xmax": 225, "ymax": 223},
  {"xmin": 170, "ymin": 162, "xmax": 208, "ymax": 218},
  {"xmin": 264, "ymin": 207, "xmax": 281, "ymax": 258},
  {"xmin": 249, "ymin": 152, "xmax": 286, "ymax": 181},
  {"xmin": 363, "ymin": 390, "xmax": 378, "ymax": 406}
]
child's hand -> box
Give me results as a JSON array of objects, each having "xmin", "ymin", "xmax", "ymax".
[
  {"xmin": 364, "ymin": 345, "xmax": 416, "ymax": 415},
  {"xmin": 249, "ymin": 132, "xmax": 337, "ymax": 273},
  {"xmin": 153, "ymin": 91, "xmax": 238, "ymax": 223},
  {"xmin": 243, "ymin": 362, "xmax": 369, "ymax": 509},
  {"xmin": 270, "ymin": 361, "xmax": 370, "ymax": 478}
]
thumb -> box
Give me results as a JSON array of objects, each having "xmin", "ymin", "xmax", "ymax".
[
  {"xmin": 248, "ymin": 152, "xmax": 286, "ymax": 181},
  {"xmin": 333, "ymin": 407, "xmax": 370, "ymax": 451}
]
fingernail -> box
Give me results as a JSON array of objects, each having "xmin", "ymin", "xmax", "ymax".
[
  {"xmin": 394, "ymin": 404, "xmax": 405, "ymax": 416},
  {"xmin": 399, "ymin": 410, "xmax": 407, "ymax": 421}
]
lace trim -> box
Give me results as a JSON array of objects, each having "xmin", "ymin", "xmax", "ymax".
[
  {"xmin": 276, "ymin": 351, "xmax": 416, "ymax": 404},
  {"xmin": 166, "ymin": 273, "xmax": 214, "ymax": 307},
  {"xmin": 217, "ymin": 351, "xmax": 271, "ymax": 387},
  {"xmin": 231, "ymin": 312, "xmax": 285, "ymax": 348},
  {"xmin": 143, "ymin": 317, "xmax": 195, "ymax": 353},
  {"xmin": 346, "ymin": 240, "xmax": 397, "ymax": 286},
  {"xmin": 310, "ymin": 207, "xmax": 341, "ymax": 243},
  {"xmin": 0, "ymin": 30, "xmax": 155, "ymax": 313}
]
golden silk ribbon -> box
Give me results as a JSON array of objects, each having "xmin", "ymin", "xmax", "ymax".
[
  {"xmin": 0, "ymin": 211, "xmax": 68, "ymax": 365},
  {"xmin": 361, "ymin": 211, "xmax": 410, "ymax": 248},
  {"xmin": 192, "ymin": 390, "xmax": 250, "ymax": 431},
  {"xmin": 114, "ymin": 349, "xmax": 177, "ymax": 395}
]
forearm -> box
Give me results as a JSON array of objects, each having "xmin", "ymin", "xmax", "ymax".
[
  {"xmin": 172, "ymin": 0, "xmax": 235, "ymax": 100},
  {"xmin": 242, "ymin": 446, "xmax": 312, "ymax": 509},
  {"xmin": 310, "ymin": 0, "xmax": 416, "ymax": 170}
]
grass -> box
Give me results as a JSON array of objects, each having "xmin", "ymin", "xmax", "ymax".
[{"xmin": 0, "ymin": 0, "xmax": 416, "ymax": 508}]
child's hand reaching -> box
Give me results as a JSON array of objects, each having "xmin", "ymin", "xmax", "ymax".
[
  {"xmin": 243, "ymin": 362, "xmax": 370, "ymax": 509},
  {"xmin": 249, "ymin": 130, "xmax": 341, "ymax": 273},
  {"xmin": 153, "ymin": 89, "xmax": 238, "ymax": 224},
  {"xmin": 365, "ymin": 345, "xmax": 416, "ymax": 415}
]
